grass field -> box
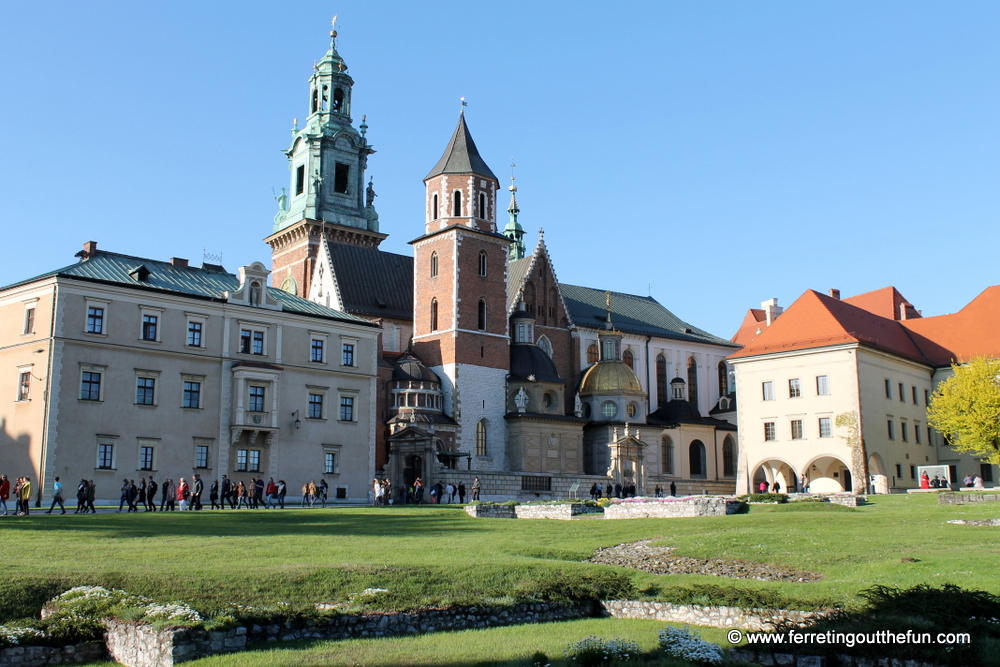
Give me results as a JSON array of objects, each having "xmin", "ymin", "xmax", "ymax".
[{"xmin": 3, "ymin": 494, "xmax": 1000, "ymax": 664}]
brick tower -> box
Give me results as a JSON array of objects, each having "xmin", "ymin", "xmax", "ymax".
[
  {"xmin": 266, "ymin": 21, "xmax": 385, "ymax": 297},
  {"xmin": 411, "ymin": 112, "xmax": 511, "ymax": 470}
]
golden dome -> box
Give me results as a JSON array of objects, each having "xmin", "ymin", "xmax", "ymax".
[{"xmin": 579, "ymin": 361, "xmax": 644, "ymax": 395}]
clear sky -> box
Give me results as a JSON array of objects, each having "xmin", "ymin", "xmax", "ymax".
[{"xmin": 2, "ymin": 1, "xmax": 997, "ymax": 339}]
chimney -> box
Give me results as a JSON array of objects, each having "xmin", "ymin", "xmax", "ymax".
[
  {"xmin": 828, "ymin": 289, "xmax": 841, "ymax": 300},
  {"xmin": 77, "ymin": 241, "xmax": 98, "ymax": 260},
  {"xmin": 899, "ymin": 302, "xmax": 909, "ymax": 320},
  {"xmin": 761, "ymin": 298, "xmax": 783, "ymax": 327},
  {"xmin": 170, "ymin": 257, "xmax": 189, "ymax": 268}
]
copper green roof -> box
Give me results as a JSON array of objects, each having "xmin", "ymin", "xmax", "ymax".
[
  {"xmin": 5, "ymin": 251, "xmax": 375, "ymax": 327},
  {"xmin": 559, "ymin": 284, "xmax": 738, "ymax": 347}
]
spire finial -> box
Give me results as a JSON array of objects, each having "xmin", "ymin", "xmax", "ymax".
[
  {"xmin": 605, "ymin": 290, "xmax": 613, "ymax": 330},
  {"xmin": 330, "ymin": 14, "xmax": 338, "ymax": 41},
  {"xmin": 509, "ymin": 159, "xmax": 517, "ymax": 193},
  {"xmin": 459, "ymin": 97, "xmax": 467, "ymax": 114},
  {"xmin": 360, "ymin": 114, "xmax": 368, "ymax": 137}
]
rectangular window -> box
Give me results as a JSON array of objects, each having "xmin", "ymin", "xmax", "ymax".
[
  {"xmin": 912, "ymin": 386, "xmax": 918, "ymax": 405},
  {"xmin": 248, "ymin": 386, "xmax": 265, "ymax": 413},
  {"xmin": 248, "ymin": 450, "xmax": 261, "ymax": 472},
  {"xmin": 764, "ymin": 421, "xmax": 776, "ymax": 441},
  {"xmin": 98, "ymin": 443, "xmax": 115, "ymax": 470},
  {"xmin": 915, "ymin": 423, "xmax": 922, "ymax": 443},
  {"xmin": 901, "ymin": 422, "xmax": 909, "ymax": 442},
  {"xmin": 195, "ymin": 444, "xmax": 210, "ymax": 469},
  {"xmin": 788, "ymin": 378, "xmax": 801, "ymax": 398},
  {"xmin": 791, "ymin": 419, "xmax": 803, "ymax": 440},
  {"xmin": 81, "ymin": 371, "xmax": 102, "ymax": 401},
  {"xmin": 899, "ymin": 383, "xmax": 905, "ymax": 402},
  {"xmin": 240, "ymin": 329, "xmax": 265, "ymax": 355},
  {"xmin": 924, "ymin": 389, "xmax": 930, "ymax": 406},
  {"xmin": 295, "ymin": 165, "xmax": 305, "ymax": 195},
  {"xmin": 887, "ymin": 419, "xmax": 895, "ymax": 440},
  {"xmin": 910, "ymin": 465, "xmax": 916, "ymax": 480},
  {"xmin": 334, "ymin": 162, "xmax": 350, "ymax": 194},
  {"xmin": 183, "ymin": 381, "xmax": 201, "ymax": 409},
  {"xmin": 324, "ymin": 452, "xmax": 337, "ymax": 474},
  {"xmin": 981, "ymin": 464, "xmax": 994, "ymax": 483},
  {"xmin": 236, "ymin": 449, "xmax": 248, "ymax": 471},
  {"xmin": 927, "ymin": 426, "xmax": 934, "ymax": 447},
  {"xmin": 818, "ymin": 417, "xmax": 832, "ymax": 438},
  {"xmin": 896, "ymin": 464, "xmax": 902, "ymax": 479},
  {"xmin": 187, "ymin": 321, "xmax": 203, "ymax": 347},
  {"xmin": 816, "ymin": 375, "xmax": 830, "ymax": 395},
  {"xmin": 762, "ymin": 381, "xmax": 774, "ymax": 401},
  {"xmin": 308, "ymin": 393, "xmax": 324, "ymax": 419},
  {"xmin": 23, "ymin": 307, "xmax": 35, "ymax": 334},
  {"xmin": 885, "ymin": 379, "xmax": 892, "ymax": 399},
  {"xmin": 311, "ymin": 339, "xmax": 325, "ymax": 363},
  {"xmin": 136, "ymin": 377, "xmax": 156, "ymax": 405},
  {"xmin": 141, "ymin": 314, "xmax": 158, "ymax": 341},
  {"xmin": 253, "ymin": 331, "xmax": 264, "ymax": 355},
  {"xmin": 17, "ymin": 371, "xmax": 30, "ymax": 401},
  {"xmin": 87, "ymin": 306, "xmax": 105, "ymax": 334},
  {"xmin": 342, "ymin": 343, "xmax": 355, "ymax": 367},
  {"xmin": 139, "ymin": 446, "xmax": 154, "ymax": 471},
  {"xmin": 339, "ymin": 395, "xmax": 354, "ymax": 422}
]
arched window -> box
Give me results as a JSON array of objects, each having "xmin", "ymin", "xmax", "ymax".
[
  {"xmin": 587, "ymin": 344, "xmax": 599, "ymax": 364},
  {"xmin": 430, "ymin": 299, "xmax": 438, "ymax": 332},
  {"xmin": 478, "ymin": 250, "xmax": 487, "ymax": 277},
  {"xmin": 311, "ymin": 88, "xmax": 318, "ymax": 113},
  {"xmin": 476, "ymin": 419, "xmax": 488, "ymax": 456},
  {"xmin": 723, "ymin": 436, "xmax": 736, "ymax": 477},
  {"xmin": 536, "ymin": 335, "xmax": 552, "ymax": 357},
  {"xmin": 687, "ymin": 357, "xmax": 699, "ymax": 409},
  {"xmin": 656, "ymin": 355, "xmax": 667, "ymax": 406},
  {"xmin": 661, "ymin": 436, "xmax": 674, "ymax": 475},
  {"xmin": 623, "ymin": 349, "xmax": 634, "ymax": 369},
  {"xmin": 432, "ymin": 194, "xmax": 438, "ymax": 220},
  {"xmin": 333, "ymin": 88, "xmax": 344, "ymax": 112},
  {"xmin": 689, "ymin": 440, "xmax": 706, "ymax": 477},
  {"xmin": 453, "ymin": 191, "xmax": 462, "ymax": 216},
  {"xmin": 479, "ymin": 192, "xmax": 486, "ymax": 219},
  {"xmin": 477, "ymin": 298, "xmax": 487, "ymax": 330},
  {"xmin": 718, "ymin": 361, "xmax": 729, "ymax": 397},
  {"xmin": 430, "ymin": 252, "xmax": 438, "ymax": 277}
]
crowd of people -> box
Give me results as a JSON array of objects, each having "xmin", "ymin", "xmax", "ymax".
[
  {"xmin": 373, "ymin": 477, "xmax": 483, "ymax": 506},
  {"xmin": 0, "ymin": 474, "xmax": 34, "ymax": 516},
  {"xmin": 589, "ymin": 481, "xmax": 646, "ymax": 500}
]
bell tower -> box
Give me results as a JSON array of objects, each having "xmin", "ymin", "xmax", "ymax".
[
  {"xmin": 266, "ymin": 19, "xmax": 385, "ymax": 297},
  {"xmin": 411, "ymin": 111, "xmax": 511, "ymax": 470}
]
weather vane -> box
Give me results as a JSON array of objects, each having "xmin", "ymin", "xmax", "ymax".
[
  {"xmin": 460, "ymin": 97, "xmax": 467, "ymax": 114},
  {"xmin": 331, "ymin": 14, "xmax": 338, "ymax": 38},
  {"xmin": 509, "ymin": 158, "xmax": 517, "ymax": 192}
]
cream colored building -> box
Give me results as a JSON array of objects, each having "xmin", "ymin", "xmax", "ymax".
[
  {"xmin": 0, "ymin": 242, "xmax": 379, "ymax": 504},
  {"xmin": 730, "ymin": 287, "xmax": 1000, "ymax": 495}
]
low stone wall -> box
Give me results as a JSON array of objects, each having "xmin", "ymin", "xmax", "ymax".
[
  {"xmin": 514, "ymin": 504, "xmax": 602, "ymax": 520},
  {"xmin": 464, "ymin": 504, "xmax": 517, "ymax": 518},
  {"xmin": 100, "ymin": 602, "xmax": 592, "ymax": 666},
  {"xmin": 939, "ymin": 492, "xmax": 1000, "ymax": 505},
  {"xmin": 602, "ymin": 600, "xmax": 828, "ymax": 632},
  {"xmin": 602, "ymin": 497, "xmax": 744, "ymax": 519},
  {"xmin": 826, "ymin": 495, "xmax": 866, "ymax": 507},
  {"xmin": 105, "ymin": 621, "xmax": 247, "ymax": 667},
  {"xmin": 0, "ymin": 643, "xmax": 104, "ymax": 667}
]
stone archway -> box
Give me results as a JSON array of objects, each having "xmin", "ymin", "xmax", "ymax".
[
  {"xmin": 803, "ymin": 455, "xmax": 853, "ymax": 493},
  {"xmin": 867, "ymin": 454, "xmax": 889, "ymax": 494},
  {"xmin": 751, "ymin": 459, "xmax": 798, "ymax": 493}
]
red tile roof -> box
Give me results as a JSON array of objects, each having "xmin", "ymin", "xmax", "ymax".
[
  {"xmin": 731, "ymin": 309, "xmax": 766, "ymax": 347},
  {"xmin": 730, "ymin": 285, "xmax": 1000, "ymax": 368}
]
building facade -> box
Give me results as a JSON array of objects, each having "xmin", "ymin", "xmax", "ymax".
[{"xmin": 0, "ymin": 244, "xmax": 379, "ymax": 504}]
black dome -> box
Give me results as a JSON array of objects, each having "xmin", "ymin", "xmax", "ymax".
[
  {"xmin": 647, "ymin": 399, "xmax": 702, "ymax": 425},
  {"xmin": 392, "ymin": 353, "xmax": 440, "ymax": 383},
  {"xmin": 509, "ymin": 345, "xmax": 563, "ymax": 383}
]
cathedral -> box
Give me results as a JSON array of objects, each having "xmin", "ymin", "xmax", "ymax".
[{"xmin": 265, "ymin": 26, "xmax": 740, "ymax": 500}]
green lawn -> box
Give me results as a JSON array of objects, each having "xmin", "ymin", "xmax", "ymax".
[{"xmin": 3, "ymin": 494, "xmax": 1000, "ymax": 663}]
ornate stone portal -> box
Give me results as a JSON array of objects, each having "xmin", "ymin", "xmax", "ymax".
[{"xmin": 607, "ymin": 426, "xmax": 647, "ymax": 494}]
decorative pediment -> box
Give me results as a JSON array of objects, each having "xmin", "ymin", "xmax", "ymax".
[{"xmin": 227, "ymin": 263, "xmax": 282, "ymax": 310}]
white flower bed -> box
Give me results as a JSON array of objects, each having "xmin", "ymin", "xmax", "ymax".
[{"xmin": 658, "ymin": 625, "xmax": 724, "ymax": 665}]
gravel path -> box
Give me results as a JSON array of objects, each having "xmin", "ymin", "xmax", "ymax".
[{"xmin": 588, "ymin": 539, "xmax": 822, "ymax": 582}]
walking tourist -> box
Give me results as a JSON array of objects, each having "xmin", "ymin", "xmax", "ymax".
[
  {"xmin": 471, "ymin": 477, "xmax": 480, "ymax": 501},
  {"xmin": 0, "ymin": 474, "xmax": 9, "ymax": 515},
  {"xmin": 46, "ymin": 476, "xmax": 66, "ymax": 514}
]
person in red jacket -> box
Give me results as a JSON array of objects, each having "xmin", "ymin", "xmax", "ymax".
[
  {"xmin": 265, "ymin": 478, "xmax": 277, "ymax": 509},
  {"xmin": 177, "ymin": 478, "xmax": 190, "ymax": 511},
  {"xmin": 0, "ymin": 474, "xmax": 10, "ymax": 515}
]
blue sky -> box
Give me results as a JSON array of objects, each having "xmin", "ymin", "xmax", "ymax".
[{"xmin": 2, "ymin": 1, "xmax": 997, "ymax": 339}]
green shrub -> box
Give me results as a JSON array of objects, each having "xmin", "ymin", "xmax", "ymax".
[
  {"xmin": 516, "ymin": 570, "xmax": 635, "ymax": 604},
  {"xmin": 563, "ymin": 635, "xmax": 641, "ymax": 666},
  {"xmin": 653, "ymin": 584, "xmax": 834, "ymax": 611}
]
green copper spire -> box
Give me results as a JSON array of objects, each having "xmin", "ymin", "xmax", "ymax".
[{"xmin": 503, "ymin": 159, "xmax": 525, "ymax": 260}]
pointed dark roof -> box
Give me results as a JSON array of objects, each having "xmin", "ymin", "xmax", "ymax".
[
  {"xmin": 425, "ymin": 114, "xmax": 497, "ymax": 181},
  {"xmin": 327, "ymin": 243, "xmax": 414, "ymax": 320}
]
